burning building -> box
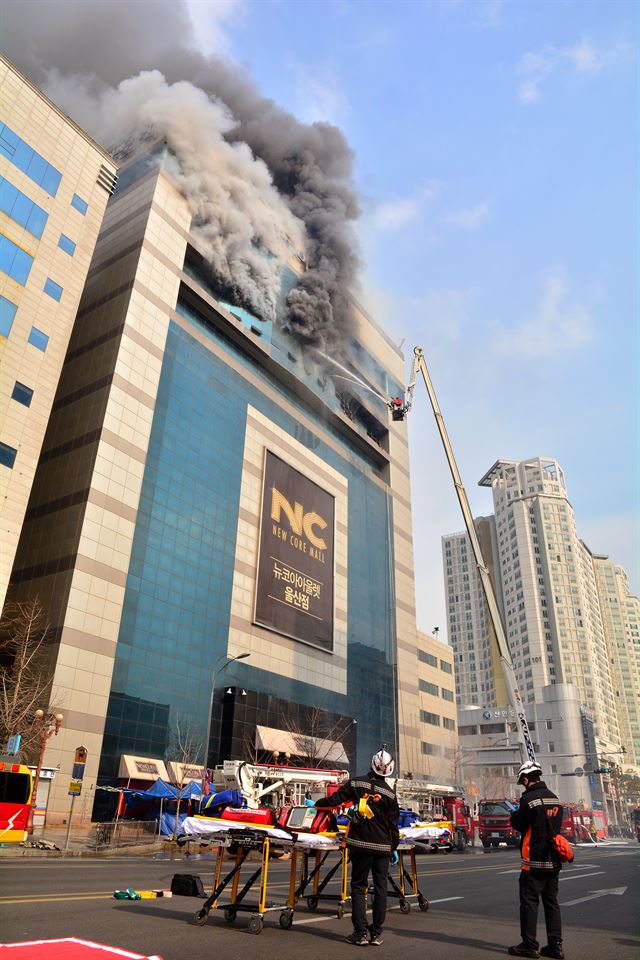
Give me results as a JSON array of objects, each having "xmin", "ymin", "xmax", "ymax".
[{"xmin": 2, "ymin": 33, "xmax": 427, "ymax": 823}]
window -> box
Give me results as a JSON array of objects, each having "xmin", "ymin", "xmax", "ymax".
[
  {"xmin": 28, "ymin": 326, "xmax": 49, "ymax": 351},
  {"xmin": 546, "ymin": 720, "xmax": 553, "ymax": 730},
  {"xmin": 419, "ymin": 679, "xmax": 439, "ymax": 696},
  {"xmin": 0, "ymin": 295, "xmax": 17, "ymax": 338},
  {"xmin": 480, "ymin": 722, "xmax": 505, "ymax": 734},
  {"xmin": 0, "ymin": 233, "xmax": 33, "ymax": 284},
  {"xmin": 420, "ymin": 710, "xmax": 440, "ymax": 726},
  {"xmin": 0, "ymin": 441, "xmax": 17, "ymax": 469},
  {"xmin": 418, "ymin": 650, "xmax": 438, "ymax": 667},
  {"xmin": 548, "ymin": 742, "xmax": 555, "ymax": 753},
  {"xmin": 58, "ymin": 234, "xmax": 76, "ymax": 256},
  {"xmin": 440, "ymin": 659, "xmax": 453, "ymax": 674},
  {"xmin": 0, "ymin": 123, "xmax": 62, "ymax": 196},
  {"xmin": 420, "ymin": 741, "xmax": 442, "ymax": 756},
  {"xmin": 11, "ymin": 382, "xmax": 33, "ymax": 407},
  {"xmin": 71, "ymin": 193, "xmax": 88, "ymax": 215},
  {"xmin": 458, "ymin": 725, "xmax": 478, "ymax": 736},
  {"xmin": 441, "ymin": 688, "xmax": 454, "ymax": 702},
  {"xmin": 44, "ymin": 278, "xmax": 63, "ymax": 301},
  {"xmin": 0, "ymin": 177, "xmax": 49, "ymax": 238},
  {"xmin": 0, "ymin": 769, "xmax": 30, "ymax": 802},
  {"xmin": 443, "ymin": 717, "xmax": 455, "ymax": 731}
]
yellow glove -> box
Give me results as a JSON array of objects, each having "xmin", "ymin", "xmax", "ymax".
[{"xmin": 358, "ymin": 797, "xmax": 374, "ymax": 819}]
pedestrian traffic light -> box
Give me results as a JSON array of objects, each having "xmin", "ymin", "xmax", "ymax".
[{"xmin": 593, "ymin": 767, "xmax": 610, "ymax": 774}]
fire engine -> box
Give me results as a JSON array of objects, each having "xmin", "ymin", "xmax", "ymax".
[
  {"xmin": 393, "ymin": 778, "xmax": 474, "ymax": 851},
  {"xmin": 560, "ymin": 805, "xmax": 607, "ymax": 843},
  {"xmin": 477, "ymin": 798, "xmax": 520, "ymax": 848},
  {"xmin": 211, "ymin": 759, "xmax": 348, "ymax": 809},
  {"xmin": 0, "ymin": 760, "xmax": 33, "ymax": 843}
]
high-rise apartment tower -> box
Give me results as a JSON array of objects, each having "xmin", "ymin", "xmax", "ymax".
[{"xmin": 444, "ymin": 458, "xmax": 626, "ymax": 754}]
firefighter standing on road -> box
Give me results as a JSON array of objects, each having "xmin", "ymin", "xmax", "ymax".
[
  {"xmin": 314, "ymin": 748, "xmax": 400, "ymax": 946},
  {"xmin": 508, "ymin": 761, "xmax": 564, "ymax": 960}
]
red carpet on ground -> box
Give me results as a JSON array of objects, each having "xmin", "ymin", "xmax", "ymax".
[{"xmin": 0, "ymin": 938, "xmax": 163, "ymax": 959}]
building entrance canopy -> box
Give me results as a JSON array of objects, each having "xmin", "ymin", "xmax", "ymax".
[
  {"xmin": 118, "ymin": 755, "xmax": 169, "ymax": 782},
  {"xmin": 255, "ymin": 724, "xmax": 348, "ymax": 765}
]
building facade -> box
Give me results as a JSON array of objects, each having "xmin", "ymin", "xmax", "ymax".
[
  {"xmin": 592, "ymin": 556, "xmax": 640, "ymax": 766},
  {"xmin": 6, "ymin": 150, "xmax": 424, "ymax": 822},
  {"xmin": 458, "ymin": 684, "xmax": 596, "ymax": 807},
  {"xmin": 415, "ymin": 629, "xmax": 457, "ymax": 783},
  {"xmin": 443, "ymin": 517, "xmax": 505, "ymax": 708},
  {"xmin": 0, "ymin": 54, "xmax": 117, "ymax": 610},
  {"xmin": 444, "ymin": 458, "xmax": 625, "ymax": 757}
]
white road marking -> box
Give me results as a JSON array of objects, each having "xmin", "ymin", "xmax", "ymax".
[
  {"xmin": 426, "ymin": 896, "xmax": 465, "ymax": 904},
  {"xmin": 563, "ymin": 886, "xmax": 627, "ymax": 906},
  {"xmin": 291, "ymin": 896, "xmax": 464, "ymax": 925},
  {"xmin": 559, "ymin": 871, "xmax": 605, "ymax": 882}
]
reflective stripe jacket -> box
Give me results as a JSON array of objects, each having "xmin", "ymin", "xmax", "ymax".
[
  {"xmin": 510, "ymin": 780, "xmax": 563, "ymax": 871},
  {"xmin": 315, "ymin": 770, "xmax": 400, "ymax": 854}
]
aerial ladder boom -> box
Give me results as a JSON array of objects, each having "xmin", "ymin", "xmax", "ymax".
[{"xmin": 391, "ymin": 346, "xmax": 536, "ymax": 765}]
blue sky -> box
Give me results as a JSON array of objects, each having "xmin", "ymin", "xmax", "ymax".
[{"xmin": 185, "ymin": 0, "xmax": 639, "ymax": 635}]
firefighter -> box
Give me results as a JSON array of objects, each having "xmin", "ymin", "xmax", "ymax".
[
  {"xmin": 508, "ymin": 761, "xmax": 564, "ymax": 960},
  {"xmin": 314, "ymin": 748, "xmax": 400, "ymax": 946}
]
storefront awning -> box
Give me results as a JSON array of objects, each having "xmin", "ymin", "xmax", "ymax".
[
  {"xmin": 118, "ymin": 755, "xmax": 169, "ymax": 782},
  {"xmin": 255, "ymin": 724, "xmax": 348, "ymax": 765},
  {"xmin": 166, "ymin": 761, "xmax": 204, "ymax": 785}
]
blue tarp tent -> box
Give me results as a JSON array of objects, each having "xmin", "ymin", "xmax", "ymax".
[
  {"xmin": 180, "ymin": 780, "xmax": 202, "ymax": 799},
  {"xmin": 122, "ymin": 778, "xmax": 179, "ymax": 801}
]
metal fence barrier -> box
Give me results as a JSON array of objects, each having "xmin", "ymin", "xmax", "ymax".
[{"xmin": 92, "ymin": 819, "xmax": 161, "ymax": 850}]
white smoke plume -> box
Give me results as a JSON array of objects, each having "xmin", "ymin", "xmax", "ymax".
[
  {"xmin": 46, "ymin": 69, "xmax": 304, "ymax": 322},
  {"xmin": 2, "ymin": 0, "xmax": 360, "ymax": 350}
]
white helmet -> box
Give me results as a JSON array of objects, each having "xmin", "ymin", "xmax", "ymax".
[
  {"xmin": 517, "ymin": 760, "xmax": 542, "ymax": 784},
  {"xmin": 372, "ymin": 748, "xmax": 395, "ymax": 777}
]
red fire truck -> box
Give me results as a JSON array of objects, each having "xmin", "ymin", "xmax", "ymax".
[
  {"xmin": 560, "ymin": 806, "xmax": 607, "ymax": 843},
  {"xmin": 477, "ymin": 798, "xmax": 520, "ymax": 848},
  {"xmin": 0, "ymin": 760, "xmax": 33, "ymax": 843},
  {"xmin": 394, "ymin": 779, "xmax": 475, "ymax": 851}
]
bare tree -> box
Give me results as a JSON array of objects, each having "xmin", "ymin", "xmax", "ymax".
[
  {"xmin": 0, "ymin": 599, "xmax": 59, "ymax": 760},
  {"xmin": 166, "ymin": 714, "xmax": 205, "ymax": 838},
  {"xmin": 277, "ymin": 706, "xmax": 352, "ymax": 769}
]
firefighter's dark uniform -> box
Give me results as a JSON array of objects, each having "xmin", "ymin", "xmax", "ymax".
[
  {"xmin": 315, "ymin": 770, "xmax": 400, "ymax": 938},
  {"xmin": 510, "ymin": 780, "xmax": 563, "ymax": 952}
]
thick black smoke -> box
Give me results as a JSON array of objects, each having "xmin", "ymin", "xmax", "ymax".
[{"xmin": 2, "ymin": 0, "xmax": 360, "ymax": 352}]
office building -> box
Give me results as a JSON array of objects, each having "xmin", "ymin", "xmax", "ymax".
[
  {"xmin": 0, "ymin": 54, "xmax": 117, "ymax": 610},
  {"xmin": 415, "ymin": 629, "xmax": 457, "ymax": 783},
  {"xmin": 457, "ymin": 684, "xmax": 596, "ymax": 807},
  {"xmin": 6, "ymin": 147, "xmax": 424, "ymax": 823}
]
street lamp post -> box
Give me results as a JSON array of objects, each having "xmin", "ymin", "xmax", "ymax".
[
  {"xmin": 200, "ymin": 653, "xmax": 250, "ymax": 803},
  {"xmin": 26, "ymin": 709, "xmax": 63, "ymax": 835}
]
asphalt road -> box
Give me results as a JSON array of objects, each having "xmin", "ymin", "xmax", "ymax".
[{"xmin": 2, "ymin": 842, "xmax": 639, "ymax": 959}]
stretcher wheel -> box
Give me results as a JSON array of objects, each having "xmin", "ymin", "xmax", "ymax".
[
  {"xmin": 279, "ymin": 909, "xmax": 294, "ymax": 929},
  {"xmin": 399, "ymin": 899, "xmax": 411, "ymax": 914},
  {"xmin": 336, "ymin": 904, "xmax": 345, "ymax": 920},
  {"xmin": 224, "ymin": 908, "xmax": 237, "ymax": 923},
  {"xmin": 418, "ymin": 896, "xmax": 429, "ymax": 912},
  {"xmin": 194, "ymin": 909, "xmax": 208, "ymax": 926},
  {"xmin": 307, "ymin": 896, "xmax": 319, "ymax": 911},
  {"xmin": 249, "ymin": 916, "xmax": 263, "ymax": 935}
]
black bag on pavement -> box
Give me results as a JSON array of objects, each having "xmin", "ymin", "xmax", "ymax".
[{"xmin": 170, "ymin": 873, "xmax": 206, "ymax": 897}]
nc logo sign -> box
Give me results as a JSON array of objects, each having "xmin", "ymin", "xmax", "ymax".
[{"xmin": 271, "ymin": 487, "xmax": 328, "ymax": 550}]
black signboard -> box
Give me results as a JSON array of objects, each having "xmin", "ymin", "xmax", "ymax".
[{"xmin": 254, "ymin": 451, "xmax": 335, "ymax": 651}]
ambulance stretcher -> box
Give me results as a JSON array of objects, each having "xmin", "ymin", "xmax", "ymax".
[{"xmin": 179, "ymin": 810, "xmax": 446, "ymax": 933}]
